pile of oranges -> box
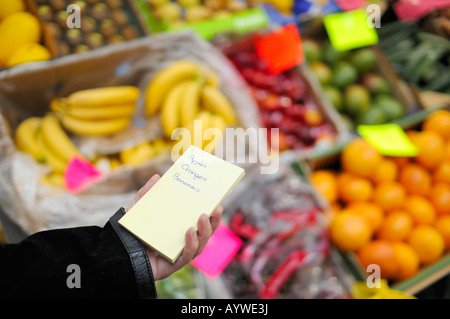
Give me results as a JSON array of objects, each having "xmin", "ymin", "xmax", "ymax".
[{"xmin": 310, "ymin": 109, "xmax": 450, "ymax": 281}]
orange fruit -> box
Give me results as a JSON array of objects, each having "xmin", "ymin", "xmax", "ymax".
[
  {"xmin": 429, "ymin": 183, "xmax": 450, "ymax": 216},
  {"xmin": 399, "ymin": 163, "xmax": 432, "ymax": 196},
  {"xmin": 310, "ymin": 170, "xmax": 338, "ymax": 203},
  {"xmin": 341, "ymin": 138, "xmax": 382, "ymax": 178},
  {"xmin": 372, "ymin": 182, "xmax": 406, "ymax": 212},
  {"xmin": 338, "ymin": 174, "xmax": 373, "ymax": 203},
  {"xmin": 357, "ymin": 239, "xmax": 399, "ymax": 280},
  {"xmin": 376, "ymin": 210, "xmax": 413, "ymax": 241},
  {"xmin": 407, "ymin": 225, "xmax": 444, "ymax": 265},
  {"xmin": 324, "ymin": 202, "xmax": 341, "ymax": 224},
  {"xmin": 404, "ymin": 195, "xmax": 436, "ymax": 225},
  {"xmin": 422, "ymin": 110, "xmax": 450, "ymax": 141},
  {"xmin": 391, "ymin": 242, "xmax": 420, "ymax": 280},
  {"xmin": 446, "ymin": 141, "xmax": 450, "ymax": 162},
  {"xmin": 388, "ymin": 156, "xmax": 410, "ymax": 168},
  {"xmin": 346, "ymin": 201, "xmax": 384, "ymax": 232},
  {"xmin": 371, "ymin": 158, "xmax": 398, "ymax": 184},
  {"xmin": 413, "ymin": 131, "xmax": 446, "ymax": 170},
  {"xmin": 330, "ymin": 212, "xmax": 372, "ymax": 251},
  {"xmin": 435, "ymin": 216, "xmax": 450, "ymax": 250},
  {"xmin": 433, "ymin": 162, "xmax": 450, "ymax": 184}
]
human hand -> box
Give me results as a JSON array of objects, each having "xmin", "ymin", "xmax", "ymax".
[{"xmin": 126, "ymin": 174, "xmax": 223, "ymax": 281}]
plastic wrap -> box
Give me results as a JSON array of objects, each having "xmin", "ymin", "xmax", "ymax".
[
  {"xmin": 207, "ymin": 164, "xmax": 354, "ymax": 299},
  {"xmin": 0, "ymin": 31, "xmax": 262, "ymax": 235}
]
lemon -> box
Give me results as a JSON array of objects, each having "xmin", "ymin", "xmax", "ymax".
[
  {"xmin": 0, "ymin": 0, "xmax": 25, "ymax": 21},
  {"xmin": 0, "ymin": 12, "xmax": 41, "ymax": 65},
  {"xmin": 6, "ymin": 43, "xmax": 51, "ymax": 67}
]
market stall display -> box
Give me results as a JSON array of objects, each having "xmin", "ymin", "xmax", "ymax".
[
  {"xmin": 0, "ymin": 3, "xmax": 52, "ymax": 68},
  {"xmin": 302, "ymin": 36, "xmax": 421, "ymax": 132},
  {"xmin": 309, "ymin": 109, "xmax": 450, "ymax": 288},
  {"xmin": 0, "ymin": 31, "xmax": 260, "ymax": 235},
  {"xmin": 30, "ymin": 0, "xmax": 149, "ymax": 56},
  {"xmin": 213, "ymin": 30, "xmax": 350, "ymax": 159},
  {"xmin": 378, "ymin": 20, "xmax": 450, "ymax": 95},
  {"xmin": 0, "ymin": 0, "xmax": 449, "ymax": 300},
  {"xmin": 209, "ymin": 164, "xmax": 354, "ymax": 299}
]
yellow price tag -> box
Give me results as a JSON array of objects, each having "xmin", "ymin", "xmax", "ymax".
[
  {"xmin": 323, "ymin": 9, "xmax": 379, "ymax": 51},
  {"xmin": 357, "ymin": 124, "xmax": 418, "ymax": 157}
]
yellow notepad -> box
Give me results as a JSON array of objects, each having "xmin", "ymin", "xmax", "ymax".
[{"xmin": 119, "ymin": 145, "xmax": 245, "ymax": 263}]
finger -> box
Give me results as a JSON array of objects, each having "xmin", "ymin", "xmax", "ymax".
[
  {"xmin": 210, "ymin": 206, "xmax": 223, "ymax": 234},
  {"xmin": 173, "ymin": 227, "xmax": 198, "ymax": 269},
  {"xmin": 126, "ymin": 174, "xmax": 160, "ymax": 211},
  {"xmin": 195, "ymin": 214, "xmax": 212, "ymax": 257}
]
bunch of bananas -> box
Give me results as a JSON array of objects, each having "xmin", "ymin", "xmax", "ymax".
[
  {"xmin": 51, "ymin": 86, "xmax": 140, "ymax": 136},
  {"xmin": 119, "ymin": 138, "xmax": 171, "ymax": 167},
  {"xmin": 15, "ymin": 113, "xmax": 81, "ymax": 185},
  {"xmin": 144, "ymin": 59, "xmax": 238, "ymax": 151}
]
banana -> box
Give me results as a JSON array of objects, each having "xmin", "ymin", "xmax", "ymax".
[
  {"xmin": 120, "ymin": 142, "xmax": 155, "ymax": 166},
  {"xmin": 37, "ymin": 128, "xmax": 68, "ymax": 173},
  {"xmin": 59, "ymin": 113, "xmax": 131, "ymax": 136},
  {"xmin": 211, "ymin": 114, "xmax": 227, "ymax": 133},
  {"xmin": 61, "ymin": 86, "xmax": 140, "ymax": 108},
  {"xmin": 160, "ymin": 81, "xmax": 187, "ymax": 138},
  {"xmin": 203, "ymin": 114, "xmax": 226, "ymax": 153},
  {"xmin": 200, "ymin": 85, "xmax": 237, "ymax": 125},
  {"xmin": 15, "ymin": 117, "xmax": 45, "ymax": 162},
  {"xmin": 195, "ymin": 110, "xmax": 214, "ymax": 150},
  {"xmin": 41, "ymin": 172, "xmax": 65, "ymax": 187},
  {"xmin": 41, "ymin": 114, "xmax": 80, "ymax": 162},
  {"xmin": 180, "ymin": 80, "xmax": 203, "ymax": 127},
  {"xmin": 58, "ymin": 104, "xmax": 136, "ymax": 120},
  {"xmin": 144, "ymin": 60, "xmax": 203, "ymax": 116}
]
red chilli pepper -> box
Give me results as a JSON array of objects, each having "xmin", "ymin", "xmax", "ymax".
[
  {"xmin": 259, "ymin": 249, "xmax": 308, "ymax": 299},
  {"xmin": 230, "ymin": 211, "xmax": 260, "ymax": 240}
]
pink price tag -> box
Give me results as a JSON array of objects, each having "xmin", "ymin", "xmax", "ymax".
[
  {"xmin": 393, "ymin": 0, "xmax": 450, "ymax": 20},
  {"xmin": 191, "ymin": 222, "xmax": 242, "ymax": 278},
  {"xmin": 64, "ymin": 156, "xmax": 103, "ymax": 193},
  {"xmin": 335, "ymin": 0, "xmax": 367, "ymax": 11},
  {"xmin": 255, "ymin": 24, "xmax": 304, "ymax": 75}
]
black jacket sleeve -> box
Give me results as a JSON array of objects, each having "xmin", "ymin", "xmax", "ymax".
[{"xmin": 0, "ymin": 208, "xmax": 157, "ymax": 299}]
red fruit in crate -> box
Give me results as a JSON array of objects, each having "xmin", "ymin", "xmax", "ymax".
[
  {"xmin": 283, "ymin": 103, "xmax": 305, "ymax": 121},
  {"xmin": 285, "ymin": 134, "xmax": 299, "ymax": 149},
  {"xmin": 268, "ymin": 111, "xmax": 284, "ymax": 128},
  {"xmin": 240, "ymin": 67, "xmax": 256, "ymax": 82},
  {"xmin": 255, "ymin": 59, "xmax": 269, "ymax": 72},
  {"xmin": 254, "ymin": 72, "xmax": 277, "ymax": 89},
  {"xmin": 234, "ymin": 51, "xmax": 259, "ymax": 66},
  {"xmin": 280, "ymin": 117, "xmax": 300, "ymax": 134},
  {"xmin": 310, "ymin": 124, "xmax": 334, "ymax": 140},
  {"xmin": 268, "ymin": 130, "xmax": 289, "ymax": 151},
  {"xmin": 260, "ymin": 111, "xmax": 271, "ymax": 127},
  {"xmin": 297, "ymin": 126, "xmax": 315, "ymax": 145},
  {"xmin": 250, "ymin": 86, "xmax": 268, "ymax": 103},
  {"xmin": 303, "ymin": 107, "xmax": 323, "ymax": 126},
  {"xmin": 279, "ymin": 96, "xmax": 293, "ymax": 108},
  {"xmin": 260, "ymin": 93, "xmax": 281, "ymax": 111}
]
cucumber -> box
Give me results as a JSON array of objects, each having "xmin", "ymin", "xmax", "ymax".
[
  {"xmin": 402, "ymin": 41, "xmax": 433, "ymax": 80},
  {"xmin": 422, "ymin": 69, "xmax": 450, "ymax": 92},
  {"xmin": 377, "ymin": 20, "xmax": 417, "ymax": 37},
  {"xmin": 416, "ymin": 32, "xmax": 450, "ymax": 50},
  {"xmin": 410, "ymin": 47, "xmax": 449, "ymax": 85}
]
